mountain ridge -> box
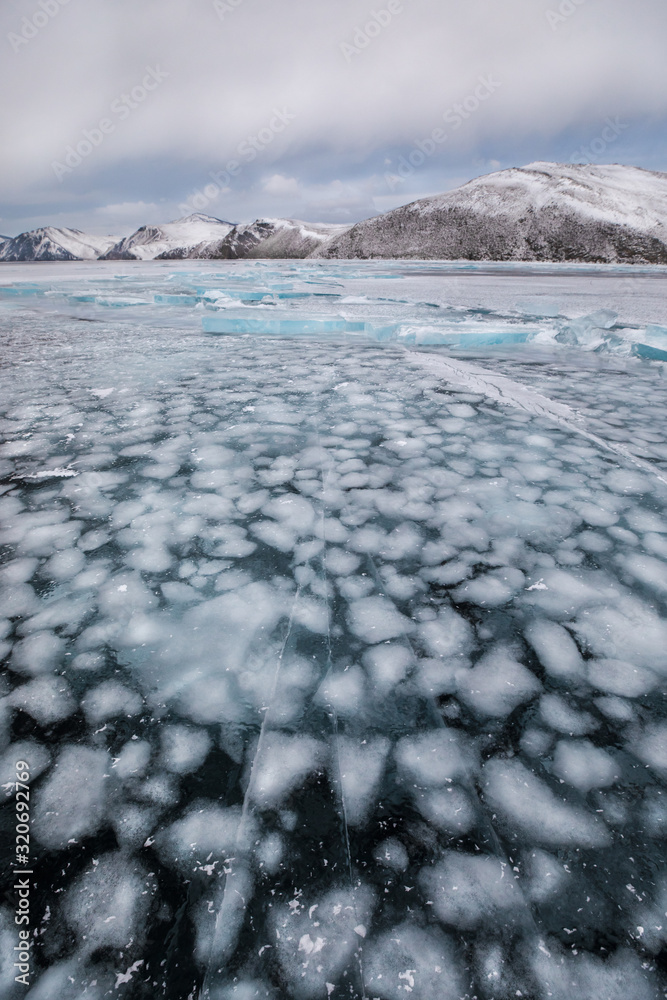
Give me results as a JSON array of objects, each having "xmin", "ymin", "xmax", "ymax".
[{"xmin": 3, "ymin": 163, "xmax": 667, "ymax": 263}]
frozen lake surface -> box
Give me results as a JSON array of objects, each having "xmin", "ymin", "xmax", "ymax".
[{"xmin": 1, "ymin": 260, "xmax": 667, "ymax": 999}]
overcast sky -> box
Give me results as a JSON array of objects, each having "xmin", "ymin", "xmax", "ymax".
[{"xmin": 1, "ymin": 0, "xmax": 666, "ymax": 237}]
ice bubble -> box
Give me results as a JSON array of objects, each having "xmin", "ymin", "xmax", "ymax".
[
  {"xmin": 44, "ymin": 547, "xmax": 86, "ymax": 580},
  {"xmin": 316, "ymin": 667, "xmax": 366, "ymax": 717},
  {"xmin": 571, "ymin": 596, "xmax": 667, "ymax": 673},
  {"xmin": 520, "ymin": 727, "xmax": 554, "ymax": 758},
  {"xmin": 336, "ymin": 736, "xmax": 389, "ymax": 826},
  {"xmin": 553, "ymin": 740, "xmax": 619, "ymax": 792},
  {"xmin": 365, "ymin": 922, "xmax": 465, "ymax": 1000},
  {"xmin": 346, "ymin": 596, "xmax": 414, "ymax": 643},
  {"xmin": 419, "ymin": 852, "xmax": 526, "ymax": 930},
  {"xmin": 522, "ymin": 848, "xmax": 569, "ymax": 903},
  {"xmin": 457, "ymin": 646, "xmax": 541, "ymax": 718},
  {"xmin": 605, "ymin": 468, "xmax": 653, "ymax": 495},
  {"xmin": 33, "ymin": 746, "xmax": 109, "ymax": 849},
  {"xmin": 417, "ymin": 607, "xmax": 473, "ymax": 660},
  {"xmin": 482, "ymin": 758, "xmax": 610, "ymax": 848},
  {"xmin": 161, "ymin": 581, "xmax": 201, "ymax": 604},
  {"xmin": 530, "ymin": 940, "xmax": 656, "ymax": 1000},
  {"xmin": 325, "ymin": 548, "xmax": 361, "ymax": 576},
  {"xmin": 155, "ymin": 801, "xmax": 242, "ymax": 874},
  {"xmin": 62, "ymin": 851, "xmax": 154, "ymax": 954},
  {"xmin": 82, "ymin": 681, "xmax": 143, "ymax": 724},
  {"xmin": 363, "ymin": 643, "xmax": 413, "ymax": 693},
  {"xmin": 594, "ymin": 696, "xmax": 635, "ymax": 722},
  {"xmin": 10, "ymin": 630, "xmax": 64, "ymax": 676},
  {"xmin": 539, "ymin": 694, "xmax": 598, "ymax": 735},
  {"xmin": 379, "ymin": 522, "xmax": 423, "ymax": 560},
  {"xmin": 586, "ymin": 658, "xmax": 657, "ymax": 698},
  {"xmin": 262, "ymin": 495, "xmax": 316, "ymax": 536},
  {"xmin": 271, "ymin": 885, "xmax": 375, "ymax": 1000},
  {"xmin": 396, "ymin": 728, "xmax": 474, "ymax": 787},
  {"xmin": 524, "ymin": 620, "xmax": 585, "ymax": 682},
  {"xmin": 415, "ymin": 785, "xmax": 477, "ymax": 834},
  {"xmin": 373, "ymin": 837, "xmax": 409, "ymax": 872},
  {"xmin": 111, "ymin": 804, "xmax": 157, "ymax": 850},
  {"xmin": 8, "ymin": 675, "xmax": 76, "ymax": 725},
  {"xmin": 347, "ymin": 525, "xmax": 387, "ymax": 555},
  {"xmin": 160, "ymin": 724, "xmax": 212, "ymax": 774},
  {"xmin": 292, "ymin": 596, "xmax": 329, "ymax": 634},
  {"xmin": 629, "ymin": 722, "xmax": 667, "ymax": 776},
  {"xmin": 256, "ymin": 832, "xmax": 284, "ymax": 875},
  {"xmin": 0, "ymin": 739, "xmax": 50, "ymax": 796},
  {"xmin": 250, "ymin": 732, "xmax": 326, "ymax": 809},
  {"xmin": 620, "ymin": 553, "xmax": 667, "ymax": 596},
  {"xmin": 112, "ymin": 739, "xmax": 151, "ymax": 779},
  {"xmin": 337, "ymin": 576, "xmax": 375, "ymax": 600}
]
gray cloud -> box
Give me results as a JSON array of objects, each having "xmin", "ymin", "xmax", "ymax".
[{"xmin": 0, "ymin": 0, "xmax": 665, "ymax": 234}]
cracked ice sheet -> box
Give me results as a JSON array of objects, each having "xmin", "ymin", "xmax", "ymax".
[{"xmin": 0, "ymin": 262, "xmax": 667, "ymax": 1000}]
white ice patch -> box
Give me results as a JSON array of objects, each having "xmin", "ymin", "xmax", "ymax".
[
  {"xmin": 32, "ymin": 746, "xmax": 109, "ymax": 849},
  {"xmin": 271, "ymin": 885, "xmax": 375, "ymax": 1000},
  {"xmin": 10, "ymin": 630, "xmax": 64, "ymax": 676},
  {"xmin": 415, "ymin": 785, "xmax": 477, "ymax": 834},
  {"xmin": 250, "ymin": 732, "xmax": 325, "ymax": 809},
  {"xmin": 571, "ymin": 596, "xmax": 667, "ymax": 673},
  {"xmin": 524, "ymin": 620, "xmax": 585, "ymax": 682},
  {"xmin": 420, "ymin": 853, "xmax": 525, "ymax": 930},
  {"xmin": 347, "ymin": 596, "xmax": 415, "ymax": 643},
  {"xmin": 457, "ymin": 646, "xmax": 541, "ymax": 719},
  {"xmin": 452, "ymin": 567, "xmax": 525, "ymax": 607},
  {"xmin": 365, "ymin": 922, "xmax": 465, "ymax": 1000},
  {"xmin": 112, "ymin": 739, "xmax": 151, "ymax": 779},
  {"xmin": 373, "ymin": 837, "xmax": 409, "ymax": 873},
  {"xmin": 62, "ymin": 851, "xmax": 154, "ymax": 955},
  {"xmin": 336, "ymin": 736, "xmax": 389, "ymax": 827},
  {"xmin": 363, "ymin": 643, "xmax": 414, "ymax": 694},
  {"xmin": 539, "ymin": 694, "xmax": 598, "ymax": 736},
  {"xmin": 522, "ymin": 849, "xmax": 570, "ymax": 904},
  {"xmin": 586, "ymin": 658, "xmax": 657, "ymax": 698},
  {"xmin": 8, "ymin": 675, "xmax": 76, "ymax": 725},
  {"xmin": 160, "ymin": 724, "xmax": 212, "ymax": 774},
  {"xmin": 482, "ymin": 758, "xmax": 610, "ymax": 848},
  {"xmin": 0, "ymin": 739, "xmax": 50, "ymax": 796},
  {"xmin": 417, "ymin": 607, "xmax": 473, "ymax": 660},
  {"xmin": 81, "ymin": 681, "xmax": 143, "ymax": 724},
  {"xmin": 552, "ymin": 739, "xmax": 619, "ymax": 792},
  {"xmin": 325, "ymin": 547, "xmax": 361, "ymax": 576},
  {"xmin": 531, "ymin": 939, "xmax": 656, "ymax": 1000},
  {"xmin": 155, "ymin": 801, "xmax": 242, "ymax": 874},
  {"xmin": 316, "ymin": 666, "xmax": 366, "ymax": 718},
  {"xmin": 629, "ymin": 722, "xmax": 667, "ymax": 776},
  {"xmin": 396, "ymin": 728, "xmax": 475, "ymax": 787}
]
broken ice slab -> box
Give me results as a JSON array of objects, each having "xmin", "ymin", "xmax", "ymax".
[
  {"xmin": 395, "ymin": 326, "xmax": 533, "ymax": 346},
  {"xmin": 633, "ymin": 342, "xmax": 667, "ymax": 361},
  {"xmin": 154, "ymin": 293, "xmax": 200, "ymax": 306},
  {"xmin": 202, "ymin": 311, "xmax": 368, "ymax": 336}
]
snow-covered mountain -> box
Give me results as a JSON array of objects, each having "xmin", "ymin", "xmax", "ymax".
[
  {"xmin": 0, "ymin": 227, "xmax": 117, "ymax": 262},
  {"xmin": 157, "ymin": 218, "xmax": 351, "ymax": 259},
  {"xmin": 100, "ymin": 213, "xmax": 235, "ymax": 260},
  {"xmin": 312, "ymin": 163, "xmax": 667, "ymax": 263}
]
